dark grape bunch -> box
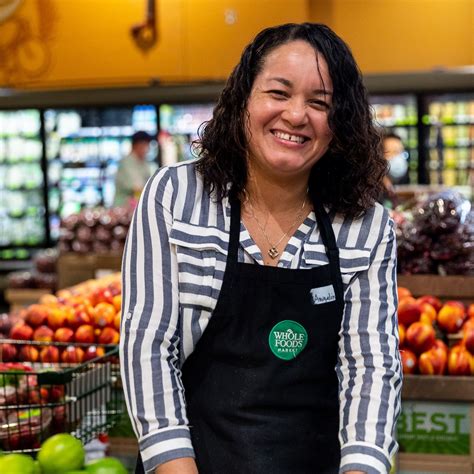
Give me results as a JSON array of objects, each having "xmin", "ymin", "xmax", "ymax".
[{"xmin": 396, "ymin": 192, "xmax": 473, "ymax": 276}]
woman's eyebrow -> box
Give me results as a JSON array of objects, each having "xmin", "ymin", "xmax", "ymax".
[{"xmin": 268, "ymin": 77, "xmax": 333, "ymax": 95}]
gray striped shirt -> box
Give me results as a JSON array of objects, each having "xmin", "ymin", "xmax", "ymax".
[{"xmin": 120, "ymin": 160, "xmax": 402, "ymax": 474}]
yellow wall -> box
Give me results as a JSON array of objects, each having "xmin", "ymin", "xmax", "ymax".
[
  {"xmin": 309, "ymin": 0, "xmax": 474, "ymax": 73},
  {"xmin": 0, "ymin": 0, "xmax": 472, "ymax": 89},
  {"xmin": 0, "ymin": 0, "xmax": 307, "ymax": 89}
]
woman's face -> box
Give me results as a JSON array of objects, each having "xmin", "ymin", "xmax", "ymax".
[{"xmin": 245, "ymin": 40, "xmax": 333, "ymax": 181}]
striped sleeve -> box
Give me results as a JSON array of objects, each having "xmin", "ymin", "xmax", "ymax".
[
  {"xmin": 119, "ymin": 168, "xmax": 195, "ymax": 474},
  {"xmin": 337, "ymin": 209, "xmax": 403, "ymax": 474}
]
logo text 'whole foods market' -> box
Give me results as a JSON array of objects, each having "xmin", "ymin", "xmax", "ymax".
[{"xmin": 269, "ymin": 320, "xmax": 308, "ymax": 360}]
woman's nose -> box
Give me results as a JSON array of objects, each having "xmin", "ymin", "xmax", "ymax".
[{"xmin": 281, "ymin": 98, "xmax": 308, "ymax": 126}]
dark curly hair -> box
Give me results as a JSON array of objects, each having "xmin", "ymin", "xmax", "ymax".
[{"xmin": 195, "ymin": 22, "xmax": 387, "ymax": 217}]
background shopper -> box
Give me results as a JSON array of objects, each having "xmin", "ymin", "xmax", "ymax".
[{"xmin": 113, "ymin": 131, "xmax": 153, "ymax": 207}]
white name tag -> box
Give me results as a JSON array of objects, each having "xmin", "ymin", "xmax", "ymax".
[{"xmin": 310, "ymin": 285, "xmax": 336, "ymax": 305}]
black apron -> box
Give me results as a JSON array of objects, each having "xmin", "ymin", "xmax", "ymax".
[{"xmin": 136, "ymin": 196, "xmax": 344, "ymax": 474}]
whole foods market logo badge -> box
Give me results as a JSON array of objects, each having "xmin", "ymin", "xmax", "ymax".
[{"xmin": 269, "ymin": 320, "xmax": 308, "ymax": 360}]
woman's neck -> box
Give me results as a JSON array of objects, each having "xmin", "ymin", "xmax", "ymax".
[{"xmin": 244, "ymin": 166, "xmax": 310, "ymax": 214}]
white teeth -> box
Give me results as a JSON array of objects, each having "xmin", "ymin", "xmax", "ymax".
[{"xmin": 273, "ymin": 131, "xmax": 306, "ymax": 144}]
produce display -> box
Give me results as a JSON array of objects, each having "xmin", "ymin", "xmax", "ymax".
[
  {"xmin": 0, "ymin": 433, "xmax": 127, "ymax": 474},
  {"xmin": 398, "ymin": 285, "xmax": 474, "ymax": 375},
  {"xmin": 0, "ymin": 273, "xmax": 121, "ymax": 364},
  {"xmin": 58, "ymin": 207, "xmax": 133, "ymax": 254},
  {"xmin": 394, "ymin": 191, "xmax": 473, "ymax": 275}
]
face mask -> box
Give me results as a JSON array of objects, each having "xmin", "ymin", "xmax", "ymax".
[{"xmin": 388, "ymin": 152, "xmax": 408, "ymax": 180}]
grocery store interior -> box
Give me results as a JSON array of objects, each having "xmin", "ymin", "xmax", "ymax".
[{"xmin": 0, "ymin": 0, "xmax": 472, "ymax": 473}]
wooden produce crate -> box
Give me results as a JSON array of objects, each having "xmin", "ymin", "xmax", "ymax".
[
  {"xmin": 57, "ymin": 253, "xmax": 122, "ymax": 289},
  {"xmin": 397, "ymin": 275, "xmax": 474, "ymax": 306},
  {"xmin": 4, "ymin": 288, "xmax": 52, "ymax": 312}
]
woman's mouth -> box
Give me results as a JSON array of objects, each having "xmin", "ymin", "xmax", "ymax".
[{"xmin": 272, "ymin": 130, "xmax": 309, "ymax": 144}]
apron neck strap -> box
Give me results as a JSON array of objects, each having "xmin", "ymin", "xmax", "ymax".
[{"xmin": 228, "ymin": 193, "xmax": 242, "ymax": 263}]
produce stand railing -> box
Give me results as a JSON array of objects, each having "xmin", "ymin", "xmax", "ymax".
[{"xmin": 0, "ymin": 340, "xmax": 121, "ymax": 454}]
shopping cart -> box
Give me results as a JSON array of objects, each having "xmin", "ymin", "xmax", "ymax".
[{"xmin": 0, "ymin": 339, "xmax": 121, "ymax": 454}]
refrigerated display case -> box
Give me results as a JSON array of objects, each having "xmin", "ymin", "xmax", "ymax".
[
  {"xmin": 0, "ymin": 109, "xmax": 48, "ymax": 261},
  {"xmin": 44, "ymin": 105, "xmax": 158, "ymax": 240},
  {"xmin": 422, "ymin": 93, "xmax": 474, "ymax": 187},
  {"xmin": 370, "ymin": 94, "xmax": 419, "ymax": 184},
  {"xmin": 159, "ymin": 103, "xmax": 214, "ymax": 165}
]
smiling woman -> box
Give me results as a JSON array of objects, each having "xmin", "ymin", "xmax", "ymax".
[{"xmin": 121, "ymin": 23, "xmax": 401, "ymax": 474}]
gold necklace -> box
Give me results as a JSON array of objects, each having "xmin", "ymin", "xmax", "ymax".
[{"xmin": 244, "ymin": 191, "xmax": 308, "ymax": 260}]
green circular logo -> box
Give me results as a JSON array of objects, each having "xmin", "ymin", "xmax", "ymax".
[{"xmin": 268, "ymin": 320, "xmax": 308, "ymax": 360}]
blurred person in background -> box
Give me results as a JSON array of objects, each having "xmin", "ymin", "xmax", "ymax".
[
  {"xmin": 122, "ymin": 23, "xmax": 401, "ymax": 474},
  {"xmin": 113, "ymin": 130, "xmax": 153, "ymax": 207},
  {"xmin": 380, "ymin": 131, "xmax": 409, "ymax": 208}
]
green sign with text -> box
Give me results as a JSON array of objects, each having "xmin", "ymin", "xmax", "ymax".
[{"xmin": 397, "ymin": 401, "xmax": 470, "ymax": 455}]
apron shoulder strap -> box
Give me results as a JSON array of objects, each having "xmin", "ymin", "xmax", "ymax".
[
  {"xmin": 314, "ymin": 202, "xmax": 344, "ymax": 302},
  {"xmin": 228, "ymin": 193, "xmax": 241, "ymax": 264}
]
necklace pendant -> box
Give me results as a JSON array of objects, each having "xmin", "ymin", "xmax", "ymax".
[{"xmin": 268, "ymin": 247, "xmax": 279, "ymax": 259}]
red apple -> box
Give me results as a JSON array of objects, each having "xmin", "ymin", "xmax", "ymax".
[
  {"xmin": 92, "ymin": 303, "xmax": 116, "ymax": 328},
  {"xmin": 39, "ymin": 346, "xmax": 60, "ymax": 363},
  {"xmin": 49, "ymin": 385, "xmax": 65, "ymax": 402},
  {"xmin": 61, "ymin": 345, "xmax": 84, "ymax": 363},
  {"xmin": 398, "ymin": 324, "xmax": 405, "ymax": 347},
  {"xmin": 33, "ymin": 325, "xmax": 54, "ymax": 342},
  {"xmin": 419, "ymin": 302, "xmax": 437, "ymax": 323},
  {"xmin": 28, "ymin": 387, "xmax": 49, "ymax": 404},
  {"xmin": 419, "ymin": 346, "xmax": 447, "ymax": 375},
  {"xmin": 463, "ymin": 319, "xmax": 474, "ymax": 331},
  {"xmin": 448, "ymin": 346, "xmax": 473, "ymax": 375},
  {"xmin": 38, "ymin": 294, "xmax": 59, "ymax": 306},
  {"xmin": 10, "ymin": 322, "xmax": 34, "ymax": 341},
  {"xmin": 406, "ymin": 321, "xmax": 436, "ymax": 354},
  {"xmin": 416, "ymin": 295, "xmax": 443, "ymax": 313},
  {"xmin": 400, "ymin": 349, "xmax": 417, "ymax": 374},
  {"xmin": 83, "ymin": 345, "xmax": 106, "ymax": 361},
  {"xmin": 1, "ymin": 343, "xmax": 18, "ymax": 362},
  {"xmin": 437, "ymin": 303, "xmax": 466, "ymax": 334},
  {"xmin": 107, "ymin": 280, "xmax": 121, "ymax": 296},
  {"xmin": 112, "ymin": 294, "xmax": 122, "ymax": 312},
  {"xmin": 462, "ymin": 324, "xmax": 474, "ymax": 354},
  {"xmin": 47, "ymin": 307, "xmax": 68, "ymax": 330},
  {"xmin": 91, "ymin": 287, "xmax": 114, "ymax": 306},
  {"xmin": 445, "ymin": 300, "xmax": 466, "ymax": 313},
  {"xmin": 66, "ymin": 307, "xmax": 92, "ymax": 330},
  {"xmin": 54, "ymin": 327, "xmax": 75, "ymax": 343},
  {"xmin": 114, "ymin": 311, "xmax": 121, "ymax": 332},
  {"xmin": 97, "ymin": 327, "xmax": 120, "ymax": 345},
  {"xmin": 19, "ymin": 345, "xmax": 39, "ymax": 362},
  {"xmin": 432, "ymin": 339, "xmax": 449, "ymax": 357},
  {"xmin": 398, "ymin": 300, "xmax": 421, "ymax": 327},
  {"xmin": 397, "ymin": 287, "xmax": 412, "ymax": 301},
  {"xmin": 75, "ymin": 324, "xmax": 95, "ymax": 344},
  {"xmin": 25, "ymin": 304, "xmax": 50, "ymax": 328}
]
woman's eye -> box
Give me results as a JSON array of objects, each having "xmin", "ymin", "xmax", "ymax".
[
  {"xmin": 268, "ymin": 90, "xmax": 288, "ymax": 99},
  {"xmin": 310, "ymin": 100, "xmax": 330, "ymax": 109}
]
